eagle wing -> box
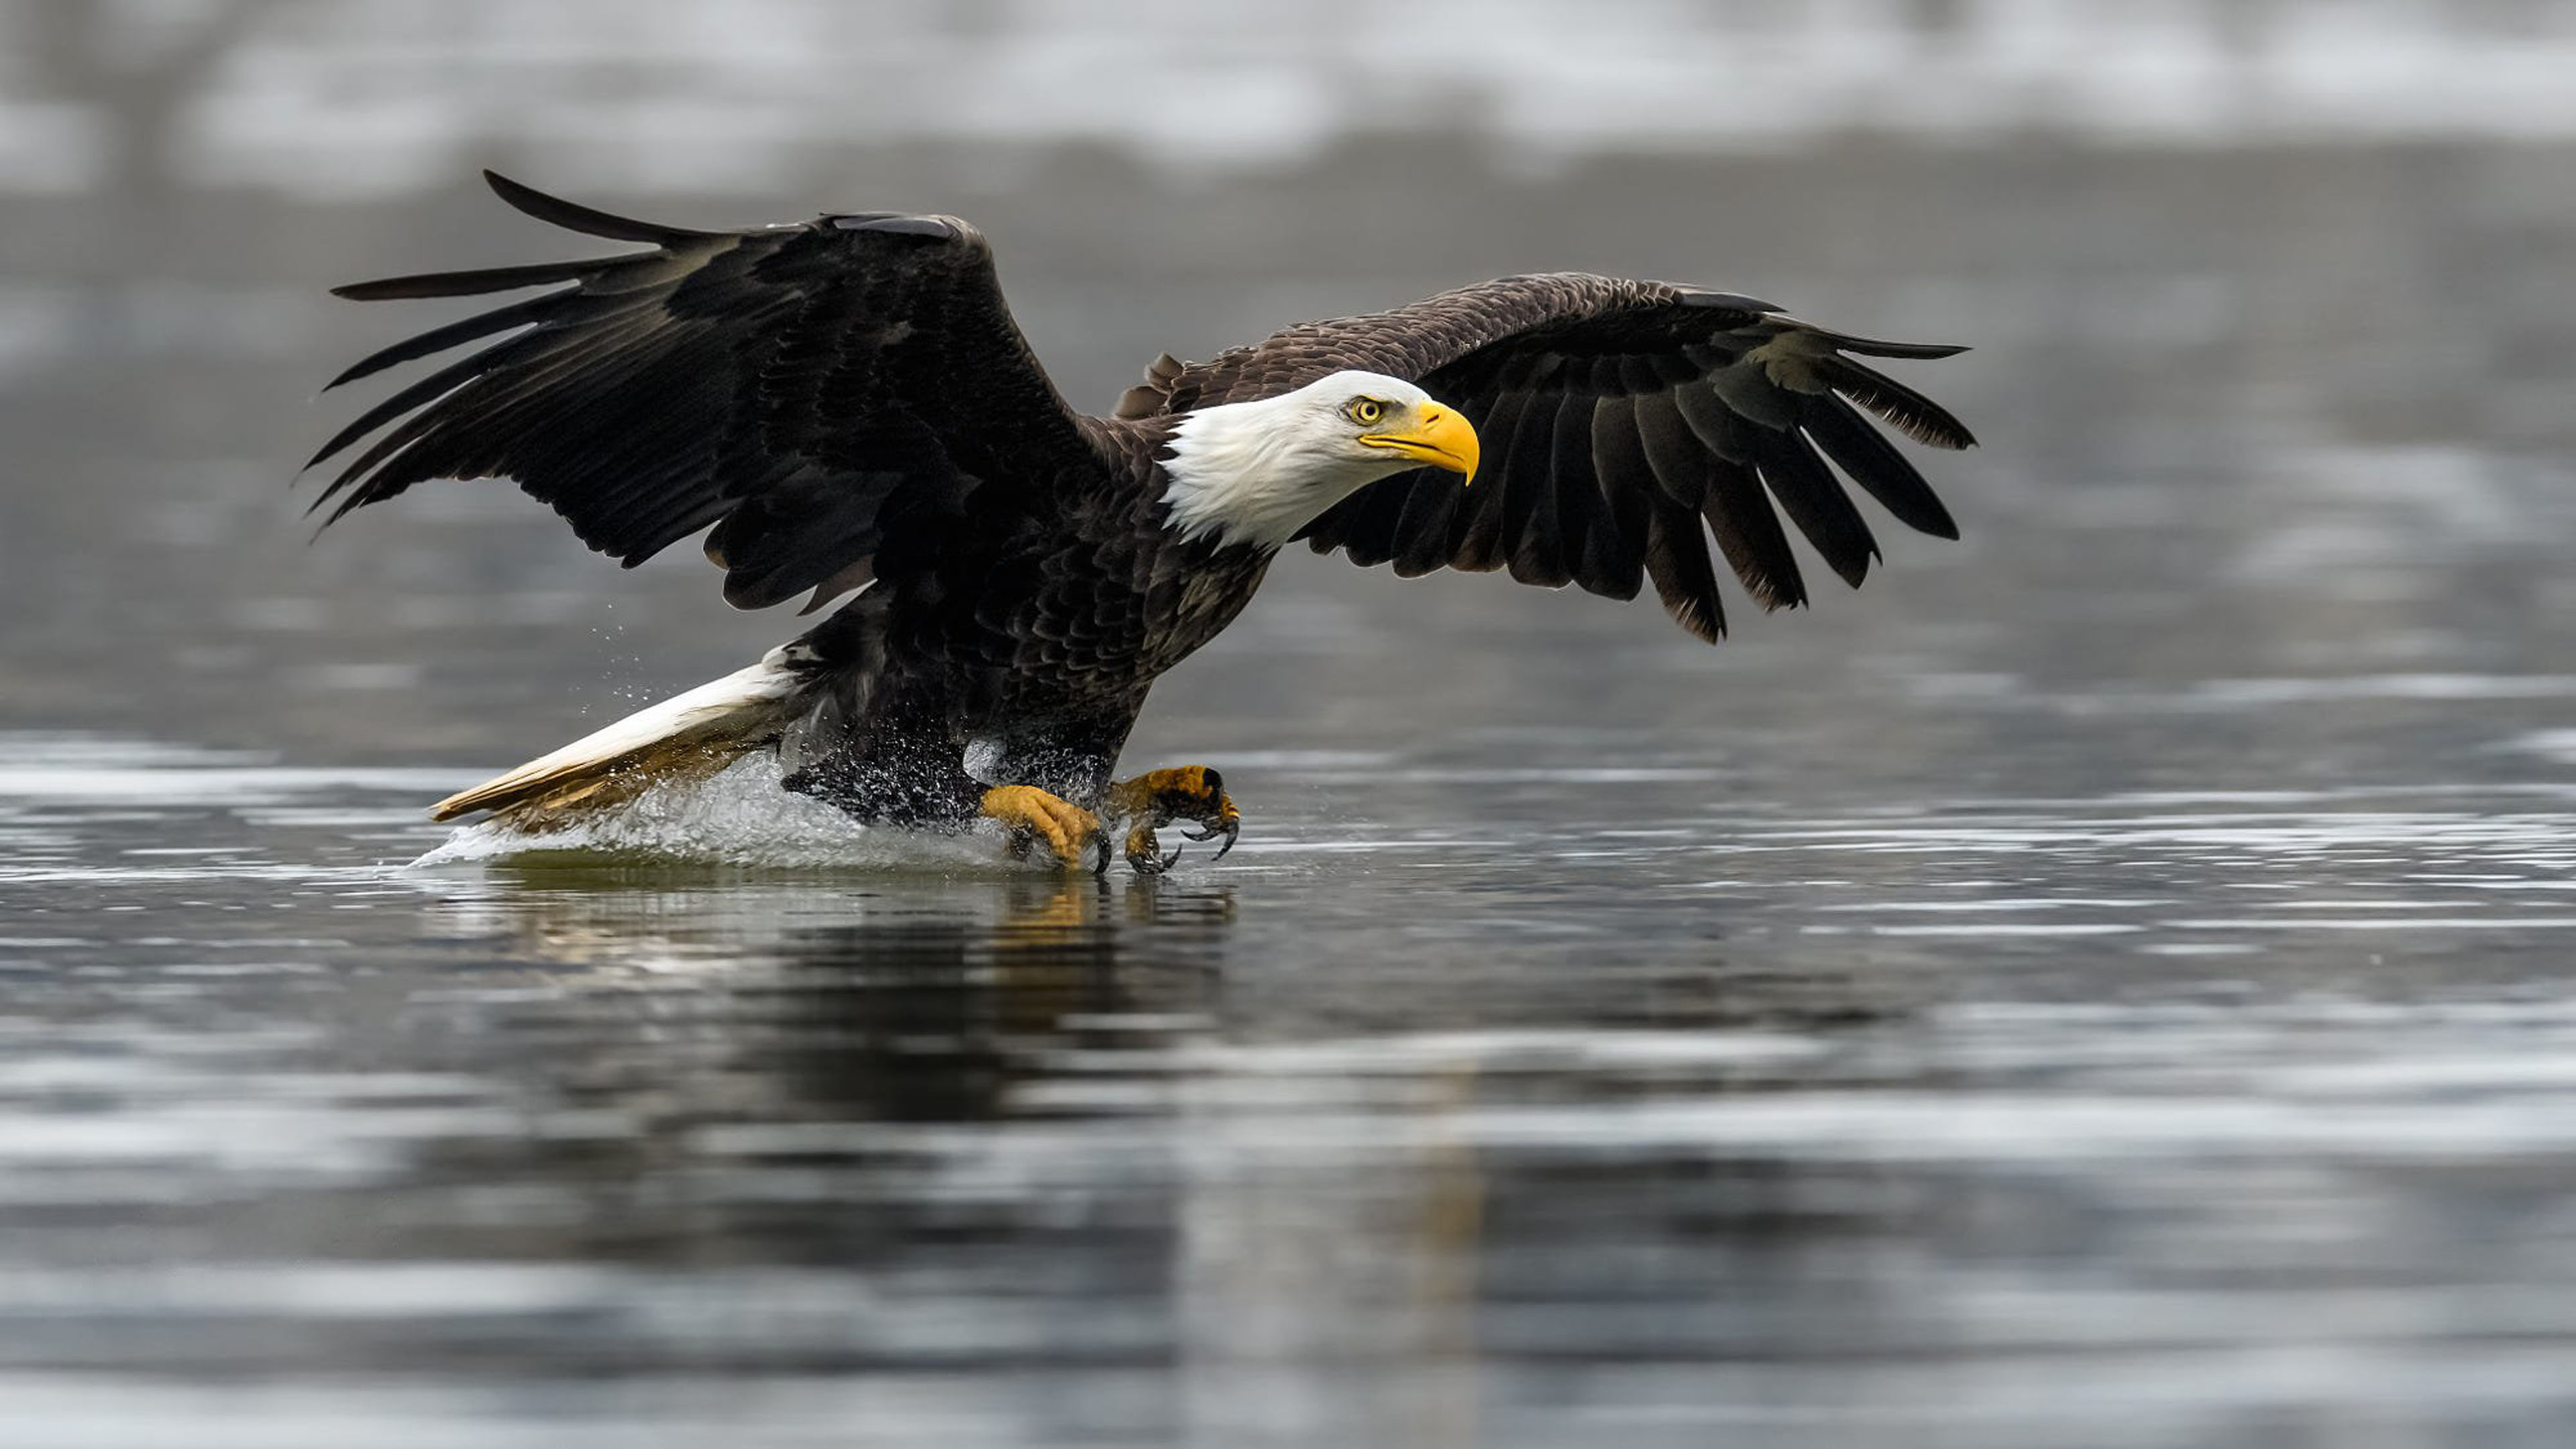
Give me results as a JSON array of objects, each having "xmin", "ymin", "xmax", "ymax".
[
  {"xmin": 1130, "ymin": 274, "xmax": 1974, "ymax": 643},
  {"xmin": 309, "ymin": 172, "xmax": 1104, "ymax": 612}
]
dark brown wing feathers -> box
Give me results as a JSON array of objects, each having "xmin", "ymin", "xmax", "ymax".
[
  {"xmin": 309, "ymin": 172, "xmax": 1100, "ymax": 613},
  {"xmin": 1138, "ymin": 272, "xmax": 1974, "ymax": 641}
]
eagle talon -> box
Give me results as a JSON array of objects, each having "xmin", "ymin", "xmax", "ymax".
[
  {"xmin": 1124, "ymin": 821, "xmax": 1181, "ymax": 876},
  {"xmin": 1106, "ymin": 766, "xmax": 1242, "ymax": 870},
  {"xmin": 1180, "ymin": 794, "xmax": 1242, "ymax": 861},
  {"xmin": 1126, "ymin": 843, "xmax": 1183, "ymax": 877},
  {"xmin": 1181, "ymin": 816, "xmax": 1240, "ymax": 861},
  {"xmin": 981, "ymin": 784, "xmax": 1104, "ymax": 873}
]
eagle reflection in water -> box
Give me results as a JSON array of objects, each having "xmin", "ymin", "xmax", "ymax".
[{"xmin": 434, "ymin": 873, "xmax": 1233, "ymax": 1123}]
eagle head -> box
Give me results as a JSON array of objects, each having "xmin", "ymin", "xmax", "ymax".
[{"xmin": 1159, "ymin": 370, "xmax": 1480, "ymax": 551}]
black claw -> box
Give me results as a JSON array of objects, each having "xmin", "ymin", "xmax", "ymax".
[
  {"xmin": 1089, "ymin": 834, "xmax": 1112, "ymax": 877},
  {"xmin": 1182, "ymin": 818, "xmax": 1240, "ymax": 861}
]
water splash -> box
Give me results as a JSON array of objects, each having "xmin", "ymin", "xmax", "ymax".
[{"xmin": 409, "ymin": 755, "xmax": 1002, "ymax": 873}]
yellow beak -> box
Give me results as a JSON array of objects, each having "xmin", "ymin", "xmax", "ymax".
[{"xmin": 1360, "ymin": 402, "xmax": 1480, "ymax": 483}]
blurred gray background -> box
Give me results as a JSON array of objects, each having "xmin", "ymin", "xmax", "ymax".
[{"xmin": 14, "ymin": 5, "xmax": 2576, "ymax": 1448}]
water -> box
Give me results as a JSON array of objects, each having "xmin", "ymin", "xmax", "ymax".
[
  {"xmin": 17, "ymin": 733, "xmax": 2576, "ymax": 1446},
  {"xmin": 14, "ymin": 4, "xmax": 2576, "ymax": 1445}
]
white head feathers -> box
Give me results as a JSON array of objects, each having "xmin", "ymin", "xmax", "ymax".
[{"xmin": 1157, "ymin": 370, "xmax": 1473, "ymax": 551}]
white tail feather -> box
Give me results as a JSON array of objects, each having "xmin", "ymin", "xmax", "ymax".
[{"xmin": 431, "ymin": 649, "xmax": 812, "ymax": 827}]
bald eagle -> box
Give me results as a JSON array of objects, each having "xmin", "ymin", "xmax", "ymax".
[{"xmin": 309, "ymin": 173, "xmax": 1974, "ymax": 873}]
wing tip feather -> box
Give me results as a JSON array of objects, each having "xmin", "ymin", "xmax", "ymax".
[{"xmin": 482, "ymin": 168, "xmax": 718, "ymax": 246}]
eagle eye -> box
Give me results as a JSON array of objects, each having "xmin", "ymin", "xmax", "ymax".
[{"xmin": 1344, "ymin": 397, "xmax": 1387, "ymax": 427}]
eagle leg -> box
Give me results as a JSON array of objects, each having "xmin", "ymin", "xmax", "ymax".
[
  {"xmin": 1104, "ymin": 766, "xmax": 1241, "ymax": 874},
  {"xmin": 979, "ymin": 785, "xmax": 1110, "ymax": 875}
]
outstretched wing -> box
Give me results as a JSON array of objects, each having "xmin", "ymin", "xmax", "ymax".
[
  {"xmin": 1127, "ymin": 274, "xmax": 1974, "ymax": 643},
  {"xmin": 309, "ymin": 171, "xmax": 1104, "ymax": 611}
]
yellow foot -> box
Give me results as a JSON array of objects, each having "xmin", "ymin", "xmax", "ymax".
[
  {"xmin": 1105, "ymin": 765, "xmax": 1242, "ymax": 875},
  {"xmin": 980, "ymin": 785, "xmax": 1107, "ymax": 873}
]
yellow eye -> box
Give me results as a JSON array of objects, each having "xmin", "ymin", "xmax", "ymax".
[{"xmin": 1346, "ymin": 397, "xmax": 1386, "ymax": 427}]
